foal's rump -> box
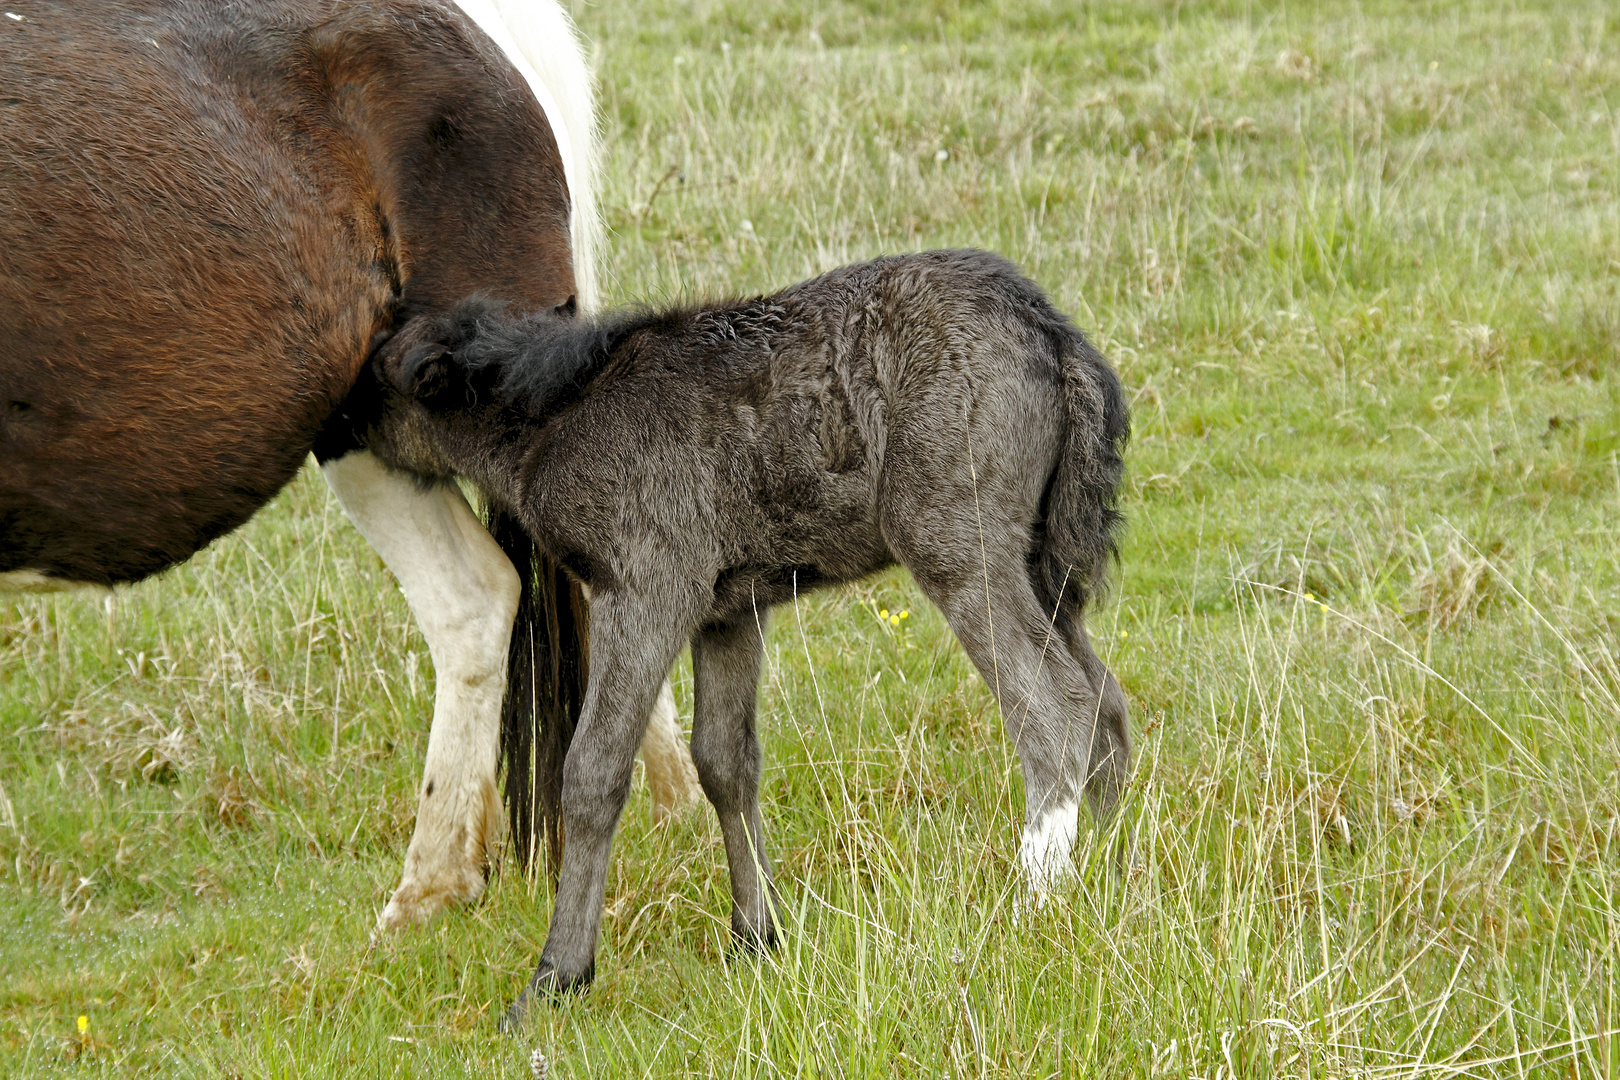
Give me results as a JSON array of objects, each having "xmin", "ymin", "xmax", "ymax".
[
  {"xmin": 859, "ymin": 252, "xmax": 1127, "ymax": 623},
  {"xmin": 855, "ymin": 253, "xmax": 1130, "ymax": 884}
]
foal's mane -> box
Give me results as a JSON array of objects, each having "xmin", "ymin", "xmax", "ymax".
[{"xmin": 450, "ymin": 294, "xmax": 785, "ymax": 414}]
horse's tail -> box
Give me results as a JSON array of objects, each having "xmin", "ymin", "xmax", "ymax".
[
  {"xmin": 468, "ymin": 0, "xmax": 601, "ymax": 874},
  {"xmin": 459, "ymin": 0, "xmax": 604, "ymax": 314},
  {"xmin": 490, "ymin": 506, "xmax": 588, "ymax": 874},
  {"xmin": 1037, "ymin": 319, "xmax": 1130, "ymax": 633}
]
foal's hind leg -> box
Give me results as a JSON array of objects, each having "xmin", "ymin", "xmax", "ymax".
[
  {"xmin": 1066, "ymin": 628, "xmax": 1131, "ymax": 827},
  {"xmin": 901, "ymin": 555, "xmax": 1101, "ymax": 894},
  {"xmin": 690, "ymin": 614, "xmax": 777, "ymax": 950}
]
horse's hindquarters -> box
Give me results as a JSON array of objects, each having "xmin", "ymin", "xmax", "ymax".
[
  {"xmin": 0, "ymin": 0, "xmax": 581, "ymax": 586},
  {"xmin": 0, "ymin": 4, "xmax": 390, "ymax": 584}
]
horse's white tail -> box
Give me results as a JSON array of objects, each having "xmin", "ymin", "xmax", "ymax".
[
  {"xmin": 449, "ymin": 3, "xmax": 702, "ymax": 862},
  {"xmin": 451, "ymin": 0, "xmax": 603, "ymax": 312}
]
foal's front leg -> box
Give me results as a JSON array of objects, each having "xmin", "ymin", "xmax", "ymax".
[
  {"xmin": 690, "ymin": 615, "xmax": 777, "ymax": 950},
  {"xmin": 506, "ymin": 587, "xmax": 690, "ymax": 1021}
]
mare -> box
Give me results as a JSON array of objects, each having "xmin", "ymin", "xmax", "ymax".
[
  {"xmin": 0, "ymin": 0, "xmax": 698, "ymax": 931},
  {"xmin": 368, "ymin": 250, "xmax": 1133, "ymax": 1020}
]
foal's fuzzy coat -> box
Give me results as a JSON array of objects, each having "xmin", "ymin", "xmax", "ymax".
[{"xmin": 372, "ymin": 249, "xmax": 1130, "ymax": 1015}]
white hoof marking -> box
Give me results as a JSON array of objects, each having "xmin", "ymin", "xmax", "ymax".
[{"xmin": 1020, "ymin": 798, "xmax": 1080, "ymax": 895}]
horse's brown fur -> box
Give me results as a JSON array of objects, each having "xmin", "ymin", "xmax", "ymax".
[{"xmin": 0, "ymin": 0, "xmax": 578, "ymax": 584}]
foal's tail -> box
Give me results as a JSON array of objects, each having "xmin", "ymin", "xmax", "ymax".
[
  {"xmin": 490, "ymin": 506, "xmax": 587, "ymax": 876},
  {"xmin": 1037, "ymin": 320, "xmax": 1130, "ymax": 630}
]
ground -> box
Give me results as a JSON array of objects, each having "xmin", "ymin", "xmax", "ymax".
[{"xmin": 2, "ymin": 0, "xmax": 1618, "ymax": 1075}]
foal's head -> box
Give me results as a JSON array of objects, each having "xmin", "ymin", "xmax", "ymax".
[
  {"xmin": 380, "ymin": 299, "xmax": 551, "ymax": 405},
  {"xmin": 368, "ymin": 295, "xmax": 618, "ymax": 481}
]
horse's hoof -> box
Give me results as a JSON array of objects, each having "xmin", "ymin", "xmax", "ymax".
[
  {"xmin": 498, "ymin": 962, "xmax": 595, "ymax": 1032},
  {"xmin": 375, "ymin": 865, "xmax": 486, "ymax": 934},
  {"xmin": 497, "ymin": 993, "xmax": 536, "ymax": 1034}
]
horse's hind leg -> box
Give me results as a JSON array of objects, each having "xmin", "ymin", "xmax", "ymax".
[
  {"xmin": 642, "ymin": 680, "xmax": 703, "ymax": 823},
  {"xmin": 690, "ymin": 614, "xmax": 777, "ymax": 951},
  {"xmin": 324, "ymin": 453, "xmax": 516, "ymax": 929},
  {"xmin": 900, "ymin": 552, "xmax": 1100, "ymax": 895},
  {"xmin": 324, "ymin": 454, "xmax": 699, "ymax": 932}
]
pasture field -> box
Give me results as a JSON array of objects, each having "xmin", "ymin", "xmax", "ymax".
[{"xmin": 4, "ymin": 0, "xmax": 1620, "ymax": 1075}]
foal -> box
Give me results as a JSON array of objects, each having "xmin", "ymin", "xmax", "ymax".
[{"xmin": 371, "ymin": 249, "xmax": 1131, "ymax": 1012}]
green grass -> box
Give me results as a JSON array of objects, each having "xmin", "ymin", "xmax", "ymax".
[{"xmin": 5, "ymin": 0, "xmax": 1620, "ymax": 1074}]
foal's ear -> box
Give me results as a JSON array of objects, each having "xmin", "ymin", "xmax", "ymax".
[
  {"xmin": 553, "ymin": 294, "xmax": 578, "ymax": 319},
  {"xmin": 394, "ymin": 340, "xmax": 457, "ymax": 403},
  {"xmin": 376, "ymin": 316, "xmax": 465, "ymax": 406}
]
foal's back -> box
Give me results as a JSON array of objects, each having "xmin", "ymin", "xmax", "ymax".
[{"xmin": 519, "ymin": 252, "xmax": 1081, "ymax": 612}]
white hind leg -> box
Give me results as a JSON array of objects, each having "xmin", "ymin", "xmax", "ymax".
[
  {"xmin": 642, "ymin": 680, "xmax": 701, "ymax": 822},
  {"xmin": 324, "ymin": 452, "xmax": 516, "ymax": 929},
  {"xmin": 902, "ymin": 561, "xmax": 1093, "ymax": 893},
  {"xmin": 891, "ymin": 518, "xmax": 1108, "ymax": 903}
]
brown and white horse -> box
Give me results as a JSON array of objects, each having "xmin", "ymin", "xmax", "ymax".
[{"xmin": 0, "ymin": 0, "xmax": 697, "ymax": 930}]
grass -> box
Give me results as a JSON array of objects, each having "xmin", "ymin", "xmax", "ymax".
[{"xmin": 4, "ymin": 0, "xmax": 1620, "ymax": 1074}]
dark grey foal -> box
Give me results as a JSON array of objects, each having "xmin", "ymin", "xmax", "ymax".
[{"xmin": 368, "ymin": 249, "xmax": 1131, "ymax": 1019}]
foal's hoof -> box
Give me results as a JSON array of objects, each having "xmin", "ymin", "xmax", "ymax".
[
  {"xmin": 497, "ymin": 962, "xmax": 595, "ymax": 1032},
  {"xmin": 731, "ymin": 918, "xmax": 781, "ymax": 956}
]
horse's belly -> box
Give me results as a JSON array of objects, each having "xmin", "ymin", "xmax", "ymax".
[{"xmin": 0, "ymin": 5, "xmax": 392, "ymax": 585}]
